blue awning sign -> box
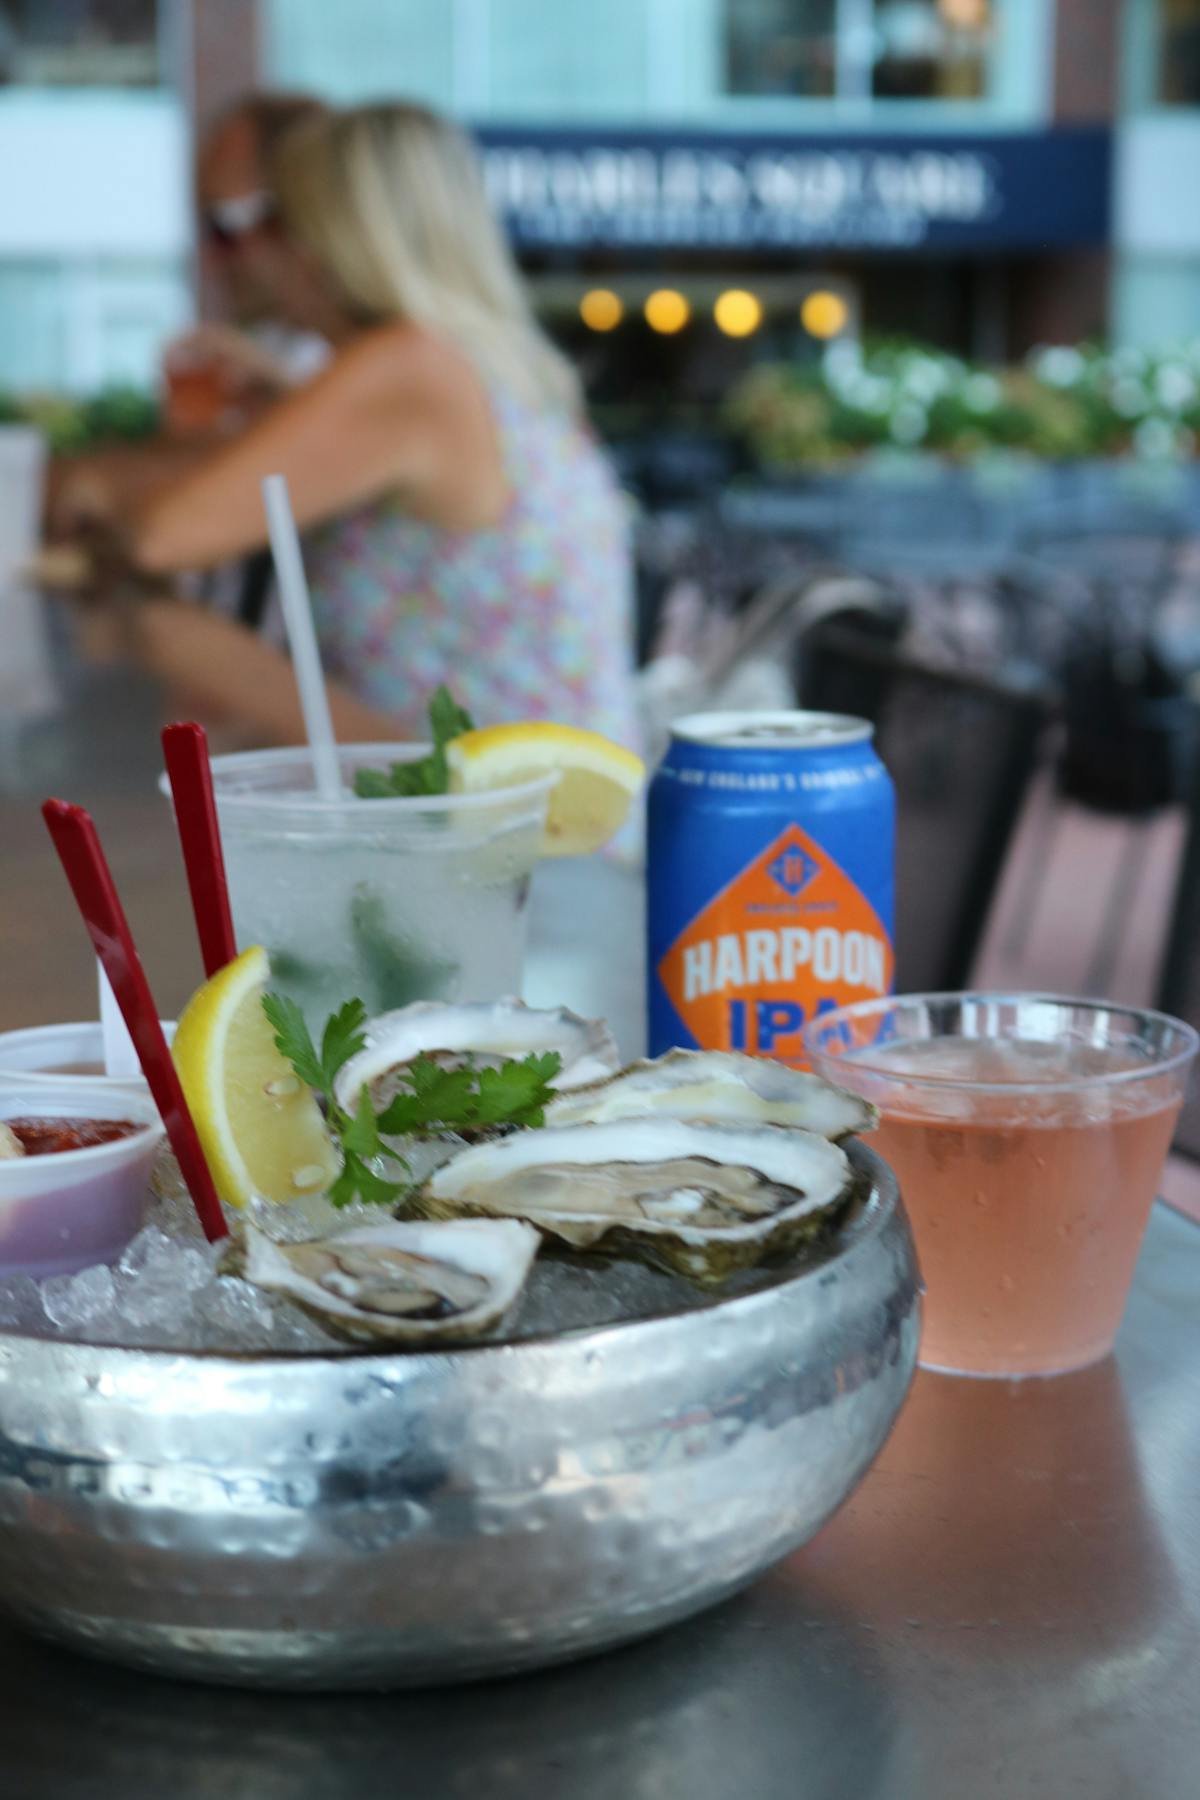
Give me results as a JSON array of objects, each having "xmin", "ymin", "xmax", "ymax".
[{"xmin": 476, "ymin": 126, "xmax": 1110, "ymax": 253}]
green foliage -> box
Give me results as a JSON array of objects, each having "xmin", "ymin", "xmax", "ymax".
[
  {"xmin": 726, "ymin": 338, "xmax": 1200, "ymax": 468},
  {"xmin": 0, "ymin": 385, "xmax": 160, "ymax": 452},
  {"xmin": 352, "ymin": 685, "xmax": 475, "ymax": 799}
]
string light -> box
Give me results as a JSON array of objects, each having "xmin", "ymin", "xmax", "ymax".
[
  {"xmin": 801, "ymin": 290, "xmax": 850, "ymax": 340},
  {"xmin": 714, "ymin": 290, "xmax": 763, "ymax": 338},
  {"xmin": 579, "ymin": 289, "xmax": 623, "ymax": 332},
  {"xmin": 644, "ymin": 289, "xmax": 691, "ymax": 334}
]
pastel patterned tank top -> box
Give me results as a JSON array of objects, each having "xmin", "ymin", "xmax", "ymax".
[{"xmin": 304, "ymin": 384, "xmax": 639, "ymax": 749}]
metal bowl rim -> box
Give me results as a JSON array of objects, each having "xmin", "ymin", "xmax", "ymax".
[{"xmin": 0, "ymin": 1140, "xmax": 899, "ymax": 1372}]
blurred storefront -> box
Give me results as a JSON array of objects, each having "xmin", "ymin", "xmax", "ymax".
[
  {"xmin": 264, "ymin": 0, "xmax": 1111, "ymax": 387},
  {"xmin": 0, "ymin": 2, "xmax": 190, "ymax": 391},
  {"xmin": 0, "ymin": 0, "xmax": 1197, "ymax": 391}
]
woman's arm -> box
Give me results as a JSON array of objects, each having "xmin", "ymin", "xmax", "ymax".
[
  {"xmin": 46, "ymin": 438, "xmax": 220, "ymax": 538},
  {"xmin": 132, "ymin": 326, "xmax": 476, "ymax": 575},
  {"xmin": 132, "ymin": 600, "xmax": 418, "ymax": 744}
]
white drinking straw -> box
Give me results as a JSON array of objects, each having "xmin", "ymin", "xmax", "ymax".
[{"xmin": 261, "ymin": 472, "xmax": 342, "ymax": 801}]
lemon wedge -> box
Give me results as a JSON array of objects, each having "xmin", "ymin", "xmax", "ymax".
[
  {"xmin": 172, "ymin": 945, "xmax": 339, "ymax": 1208},
  {"xmin": 447, "ymin": 723, "xmax": 644, "ymax": 857}
]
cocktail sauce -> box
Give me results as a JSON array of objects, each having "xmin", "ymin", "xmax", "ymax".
[{"xmin": 6, "ymin": 1117, "xmax": 142, "ymax": 1157}]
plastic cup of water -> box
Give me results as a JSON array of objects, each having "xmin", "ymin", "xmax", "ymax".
[{"xmin": 171, "ymin": 746, "xmax": 555, "ymax": 1028}]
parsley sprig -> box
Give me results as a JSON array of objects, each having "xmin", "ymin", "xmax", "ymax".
[
  {"xmin": 353, "ymin": 686, "xmax": 474, "ymax": 799},
  {"xmin": 262, "ymin": 991, "xmax": 562, "ymax": 1209},
  {"xmin": 262, "ymin": 994, "xmax": 401, "ymax": 1208},
  {"xmin": 376, "ymin": 1051, "xmax": 564, "ymax": 1138}
]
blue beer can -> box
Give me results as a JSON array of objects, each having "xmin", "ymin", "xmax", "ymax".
[{"xmin": 647, "ymin": 710, "xmax": 895, "ymax": 1066}]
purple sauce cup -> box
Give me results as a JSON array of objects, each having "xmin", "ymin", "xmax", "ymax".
[{"xmin": 0, "ymin": 1081, "xmax": 165, "ymax": 1279}]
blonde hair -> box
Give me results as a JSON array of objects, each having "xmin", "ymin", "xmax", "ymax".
[{"xmin": 272, "ymin": 102, "xmax": 580, "ymax": 416}]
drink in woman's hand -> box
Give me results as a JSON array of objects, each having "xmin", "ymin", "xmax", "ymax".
[
  {"xmin": 806, "ymin": 996, "xmax": 1197, "ymax": 1379},
  {"xmin": 867, "ymin": 1039, "xmax": 1181, "ymax": 1376}
]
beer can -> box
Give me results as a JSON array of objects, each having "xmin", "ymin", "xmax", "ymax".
[{"xmin": 647, "ymin": 710, "xmax": 895, "ymax": 1066}]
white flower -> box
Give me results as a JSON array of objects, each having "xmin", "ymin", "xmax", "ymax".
[
  {"xmin": 1154, "ymin": 362, "xmax": 1197, "ymax": 411},
  {"xmin": 1032, "ymin": 346, "xmax": 1085, "ymax": 387},
  {"xmin": 889, "ymin": 401, "xmax": 929, "ymax": 445},
  {"xmin": 899, "ymin": 358, "xmax": 950, "ymax": 403},
  {"xmin": 1111, "ymin": 377, "xmax": 1148, "ymax": 418},
  {"xmin": 860, "ymin": 376, "xmax": 892, "ymax": 416},
  {"xmin": 1132, "ymin": 417, "xmax": 1178, "ymax": 460},
  {"xmin": 1113, "ymin": 346, "xmax": 1148, "ymax": 377},
  {"xmin": 963, "ymin": 373, "xmax": 1001, "ymax": 413},
  {"xmin": 823, "ymin": 340, "xmax": 862, "ymax": 383},
  {"xmin": 841, "ymin": 373, "xmax": 892, "ymax": 415}
]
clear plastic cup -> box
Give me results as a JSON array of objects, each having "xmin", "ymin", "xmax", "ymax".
[
  {"xmin": 0, "ymin": 424, "xmax": 45, "ymax": 584},
  {"xmin": 805, "ymin": 994, "xmax": 1198, "ymax": 1378},
  {"xmin": 0, "ymin": 1081, "xmax": 164, "ymax": 1278},
  {"xmin": 0, "ymin": 1021, "xmax": 175, "ymax": 1091},
  {"xmin": 175, "ymin": 746, "xmax": 555, "ymax": 1029}
]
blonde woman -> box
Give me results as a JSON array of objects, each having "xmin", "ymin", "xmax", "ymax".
[{"xmin": 79, "ymin": 102, "xmax": 638, "ymax": 747}]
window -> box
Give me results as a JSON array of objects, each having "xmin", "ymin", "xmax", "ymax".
[
  {"xmin": 725, "ymin": 0, "xmax": 838, "ymax": 98},
  {"xmin": 873, "ymin": 0, "xmax": 990, "ymax": 99},
  {"xmin": 0, "ymin": 1, "xmax": 161, "ymax": 88},
  {"xmin": 1158, "ymin": 0, "xmax": 1200, "ymax": 104},
  {"xmin": 722, "ymin": 0, "xmax": 992, "ymax": 102}
]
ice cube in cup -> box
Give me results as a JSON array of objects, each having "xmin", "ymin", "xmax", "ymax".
[{"xmin": 0, "ymin": 1081, "xmax": 164, "ymax": 1280}]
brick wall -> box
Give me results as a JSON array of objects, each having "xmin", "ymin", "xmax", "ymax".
[
  {"xmin": 1053, "ymin": 0, "xmax": 1121, "ymax": 122},
  {"xmin": 188, "ymin": 0, "xmax": 261, "ymax": 136}
]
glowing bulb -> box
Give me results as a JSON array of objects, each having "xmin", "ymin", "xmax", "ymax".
[
  {"xmin": 714, "ymin": 290, "xmax": 763, "ymax": 338},
  {"xmin": 580, "ymin": 288, "xmax": 623, "ymax": 332},
  {"xmin": 644, "ymin": 289, "xmax": 691, "ymax": 335},
  {"xmin": 939, "ymin": 0, "xmax": 988, "ymax": 27},
  {"xmin": 801, "ymin": 290, "xmax": 850, "ymax": 340}
]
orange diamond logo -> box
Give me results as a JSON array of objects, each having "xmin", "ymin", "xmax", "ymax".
[{"xmin": 656, "ymin": 823, "xmax": 893, "ymax": 1066}]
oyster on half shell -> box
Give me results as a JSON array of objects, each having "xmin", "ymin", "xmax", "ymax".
[
  {"xmin": 545, "ymin": 1049, "xmax": 877, "ymax": 1139},
  {"xmin": 235, "ymin": 1217, "xmax": 539, "ymax": 1345},
  {"xmin": 334, "ymin": 998, "xmax": 620, "ymax": 1117},
  {"xmin": 415, "ymin": 1118, "xmax": 856, "ymax": 1283}
]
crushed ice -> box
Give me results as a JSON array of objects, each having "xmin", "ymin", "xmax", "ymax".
[{"xmin": 0, "ymin": 1155, "xmax": 784, "ymax": 1356}]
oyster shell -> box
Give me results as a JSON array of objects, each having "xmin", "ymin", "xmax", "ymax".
[
  {"xmin": 545, "ymin": 1049, "xmax": 876, "ymax": 1139},
  {"xmin": 416, "ymin": 1118, "xmax": 856, "ymax": 1283},
  {"xmin": 235, "ymin": 1217, "xmax": 539, "ymax": 1345},
  {"xmin": 334, "ymin": 998, "xmax": 620, "ymax": 1116}
]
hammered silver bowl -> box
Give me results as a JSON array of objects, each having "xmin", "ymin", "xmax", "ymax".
[{"xmin": 0, "ymin": 1142, "xmax": 918, "ymax": 1691}]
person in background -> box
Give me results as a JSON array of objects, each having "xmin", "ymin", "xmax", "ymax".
[
  {"xmin": 49, "ymin": 93, "xmax": 330, "ymax": 535},
  {"xmin": 163, "ymin": 90, "xmax": 332, "ymax": 434},
  {"xmin": 51, "ymin": 101, "xmax": 639, "ymax": 750}
]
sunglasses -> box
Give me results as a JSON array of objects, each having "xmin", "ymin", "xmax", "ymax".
[{"xmin": 202, "ymin": 190, "xmax": 276, "ymax": 248}]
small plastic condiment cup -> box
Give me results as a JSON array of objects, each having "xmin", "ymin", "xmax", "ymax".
[
  {"xmin": 0, "ymin": 1021, "xmax": 176, "ymax": 1092},
  {"xmin": 0, "ymin": 1081, "xmax": 165, "ymax": 1278}
]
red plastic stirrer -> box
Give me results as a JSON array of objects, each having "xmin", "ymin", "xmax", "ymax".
[
  {"xmin": 162, "ymin": 722, "xmax": 237, "ymax": 978},
  {"xmin": 42, "ymin": 799, "xmax": 229, "ymax": 1244}
]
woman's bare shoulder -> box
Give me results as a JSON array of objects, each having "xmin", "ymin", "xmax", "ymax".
[{"xmin": 330, "ymin": 322, "xmax": 481, "ymax": 409}]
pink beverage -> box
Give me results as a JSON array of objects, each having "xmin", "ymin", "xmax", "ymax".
[{"xmin": 806, "ymin": 997, "xmax": 1198, "ymax": 1378}]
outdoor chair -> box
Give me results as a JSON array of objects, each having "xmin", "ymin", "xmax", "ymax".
[
  {"xmin": 835, "ymin": 474, "xmax": 1002, "ymax": 581},
  {"xmin": 801, "ymin": 625, "xmax": 1051, "ymax": 992},
  {"xmin": 997, "ymin": 520, "xmax": 1200, "ymax": 987},
  {"xmin": 1016, "ymin": 506, "xmax": 1187, "ymax": 595},
  {"xmin": 1156, "ymin": 724, "xmax": 1200, "ymax": 1162}
]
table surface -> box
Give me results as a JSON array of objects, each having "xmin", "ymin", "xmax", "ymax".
[{"xmin": 1, "ymin": 612, "xmax": 1198, "ymax": 1799}]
